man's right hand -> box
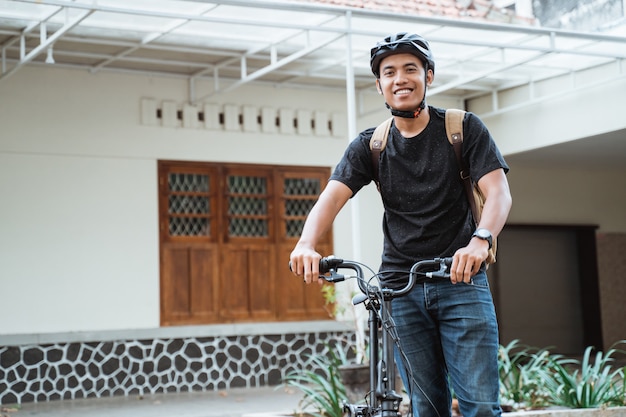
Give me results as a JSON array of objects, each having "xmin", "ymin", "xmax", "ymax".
[{"xmin": 289, "ymin": 247, "xmax": 323, "ymax": 285}]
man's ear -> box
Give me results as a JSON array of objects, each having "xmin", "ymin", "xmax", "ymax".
[
  {"xmin": 376, "ymin": 79, "xmax": 382, "ymax": 94},
  {"xmin": 426, "ymin": 69, "xmax": 434, "ymax": 87}
]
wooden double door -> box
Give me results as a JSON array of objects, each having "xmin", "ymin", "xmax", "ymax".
[{"xmin": 158, "ymin": 161, "xmax": 333, "ymax": 326}]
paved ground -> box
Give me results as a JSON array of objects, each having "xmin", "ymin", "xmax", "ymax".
[{"xmin": 3, "ymin": 386, "xmax": 306, "ymax": 417}]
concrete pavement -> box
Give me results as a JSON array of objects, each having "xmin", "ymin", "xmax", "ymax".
[{"xmin": 5, "ymin": 386, "xmax": 306, "ymax": 417}]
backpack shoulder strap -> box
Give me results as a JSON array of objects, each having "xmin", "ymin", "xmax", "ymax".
[
  {"xmin": 370, "ymin": 117, "xmax": 393, "ymax": 189},
  {"xmin": 445, "ymin": 108, "xmax": 467, "ymax": 176},
  {"xmin": 445, "ymin": 109, "xmax": 480, "ymax": 224},
  {"xmin": 445, "ymin": 109, "xmax": 464, "ymax": 145}
]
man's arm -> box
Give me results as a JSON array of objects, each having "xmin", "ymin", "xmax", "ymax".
[
  {"xmin": 290, "ymin": 179, "xmax": 353, "ymax": 284},
  {"xmin": 451, "ymin": 168, "xmax": 512, "ymax": 284}
]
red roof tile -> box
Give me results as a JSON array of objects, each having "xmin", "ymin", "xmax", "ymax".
[{"xmin": 291, "ymin": 0, "xmax": 535, "ymax": 25}]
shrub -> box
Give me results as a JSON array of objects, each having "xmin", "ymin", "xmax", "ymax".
[
  {"xmin": 283, "ymin": 346, "xmax": 348, "ymax": 417},
  {"xmin": 498, "ymin": 340, "xmax": 569, "ymax": 410},
  {"xmin": 540, "ymin": 341, "xmax": 626, "ymax": 409},
  {"xmin": 286, "ymin": 339, "xmax": 626, "ymax": 415}
]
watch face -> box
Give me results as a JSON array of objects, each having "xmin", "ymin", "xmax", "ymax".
[{"xmin": 476, "ymin": 229, "xmax": 490, "ymax": 238}]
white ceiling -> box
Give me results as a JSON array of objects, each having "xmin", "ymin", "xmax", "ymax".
[{"xmin": 1, "ymin": 0, "xmax": 625, "ymax": 169}]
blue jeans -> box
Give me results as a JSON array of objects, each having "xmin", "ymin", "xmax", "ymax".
[{"xmin": 391, "ymin": 272, "xmax": 501, "ymax": 417}]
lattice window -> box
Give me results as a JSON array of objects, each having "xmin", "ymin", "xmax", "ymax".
[
  {"xmin": 227, "ymin": 175, "xmax": 269, "ymax": 238},
  {"xmin": 284, "ymin": 178, "xmax": 321, "ymax": 238},
  {"xmin": 167, "ymin": 173, "xmax": 210, "ymax": 237}
]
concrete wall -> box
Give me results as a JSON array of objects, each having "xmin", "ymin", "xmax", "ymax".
[{"xmin": 472, "ymin": 60, "xmax": 626, "ymax": 159}]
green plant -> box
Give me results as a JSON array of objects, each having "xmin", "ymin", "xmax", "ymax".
[
  {"xmin": 283, "ymin": 346, "xmax": 349, "ymax": 417},
  {"xmin": 498, "ymin": 340, "xmax": 571, "ymax": 410},
  {"xmin": 541, "ymin": 341, "xmax": 626, "ymax": 409},
  {"xmin": 321, "ymin": 284, "xmax": 344, "ymax": 318}
]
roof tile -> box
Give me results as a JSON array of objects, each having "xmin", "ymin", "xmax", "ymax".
[{"xmin": 292, "ymin": 0, "xmax": 535, "ymax": 25}]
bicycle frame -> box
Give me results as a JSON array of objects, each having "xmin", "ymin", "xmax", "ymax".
[{"xmin": 320, "ymin": 256, "xmax": 451, "ymax": 417}]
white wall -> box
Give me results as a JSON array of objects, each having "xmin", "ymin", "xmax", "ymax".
[
  {"xmin": 477, "ymin": 64, "xmax": 626, "ymax": 156},
  {"xmin": 1, "ymin": 64, "xmax": 624, "ymax": 336},
  {"xmin": 506, "ymin": 165, "xmax": 626, "ymax": 232},
  {"xmin": 0, "ymin": 153, "xmax": 159, "ymax": 333},
  {"xmin": 0, "ymin": 67, "xmax": 351, "ymax": 335}
]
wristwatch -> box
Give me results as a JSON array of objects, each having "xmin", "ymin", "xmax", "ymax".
[{"xmin": 472, "ymin": 228, "xmax": 493, "ymax": 250}]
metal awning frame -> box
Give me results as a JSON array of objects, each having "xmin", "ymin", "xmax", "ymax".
[{"xmin": 1, "ymin": 0, "xmax": 625, "ymax": 114}]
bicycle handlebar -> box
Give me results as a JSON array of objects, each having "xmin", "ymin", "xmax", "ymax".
[{"xmin": 317, "ymin": 256, "xmax": 453, "ymax": 298}]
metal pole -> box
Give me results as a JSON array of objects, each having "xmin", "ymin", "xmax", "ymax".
[
  {"xmin": 344, "ymin": 11, "xmax": 359, "ymax": 260},
  {"xmin": 344, "ymin": 10, "xmax": 369, "ymax": 365}
]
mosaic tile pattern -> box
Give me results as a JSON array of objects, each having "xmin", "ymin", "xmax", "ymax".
[{"xmin": 0, "ymin": 331, "xmax": 353, "ymax": 405}]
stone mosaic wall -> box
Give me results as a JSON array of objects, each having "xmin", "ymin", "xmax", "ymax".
[{"xmin": 0, "ymin": 330, "xmax": 353, "ymax": 405}]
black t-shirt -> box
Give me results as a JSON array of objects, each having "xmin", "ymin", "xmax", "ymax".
[{"xmin": 330, "ymin": 106, "xmax": 509, "ymax": 287}]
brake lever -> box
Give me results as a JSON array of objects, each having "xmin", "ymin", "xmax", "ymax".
[
  {"xmin": 424, "ymin": 257, "xmax": 452, "ymax": 279},
  {"xmin": 321, "ymin": 268, "xmax": 345, "ymax": 282}
]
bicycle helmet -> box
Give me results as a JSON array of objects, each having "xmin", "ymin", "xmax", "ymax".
[{"xmin": 370, "ymin": 32, "xmax": 435, "ymax": 78}]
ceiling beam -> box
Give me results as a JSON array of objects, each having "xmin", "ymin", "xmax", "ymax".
[
  {"xmin": 0, "ymin": 7, "xmax": 93, "ymax": 82},
  {"xmin": 195, "ymin": 33, "xmax": 345, "ymax": 101}
]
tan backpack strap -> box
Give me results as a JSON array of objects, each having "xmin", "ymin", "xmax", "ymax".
[
  {"xmin": 445, "ymin": 109, "xmax": 467, "ymax": 179},
  {"xmin": 445, "ymin": 109, "xmax": 480, "ymax": 225},
  {"xmin": 370, "ymin": 117, "xmax": 393, "ymax": 189},
  {"xmin": 445, "ymin": 108, "xmax": 465, "ymax": 149}
]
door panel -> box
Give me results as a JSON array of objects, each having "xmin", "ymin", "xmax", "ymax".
[
  {"xmin": 161, "ymin": 244, "xmax": 219, "ymax": 325},
  {"xmin": 493, "ymin": 228, "xmax": 585, "ymax": 355}
]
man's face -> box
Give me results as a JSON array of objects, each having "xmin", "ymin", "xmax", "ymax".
[{"xmin": 376, "ymin": 53, "xmax": 433, "ymax": 111}]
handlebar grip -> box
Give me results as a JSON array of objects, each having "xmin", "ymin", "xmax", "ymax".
[
  {"xmin": 288, "ymin": 256, "xmax": 344, "ymax": 273},
  {"xmin": 319, "ymin": 255, "xmax": 344, "ymax": 274},
  {"xmin": 288, "ymin": 256, "xmax": 347, "ymax": 282}
]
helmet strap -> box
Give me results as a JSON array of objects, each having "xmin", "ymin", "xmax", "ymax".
[{"xmin": 386, "ymin": 101, "xmax": 425, "ymax": 118}]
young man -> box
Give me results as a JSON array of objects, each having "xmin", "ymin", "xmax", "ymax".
[{"xmin": 289, "ymin": 32, "xmax": 512, "ymax": 417}]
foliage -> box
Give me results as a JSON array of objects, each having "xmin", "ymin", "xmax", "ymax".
[
  {"xmin": 283, "ymin": 345, "xmax": 349, "ymax": 417},
  {"xmin": 286, "ymin": 338, "xmax": 626, "ymax": 415},
  {"xmin": 320, "ymin": 284, "xmax": 343, "ymax": 318},
  {"xmin": 499, "ymin": 340, "xmax": 626, "ymax": 411},
  {"xmin": 540, "ymin": 342, "xmax": 626, "ymax": 409},
  {"xmin": 320, "ymin": 283, "xmax": 368, "ymax": 364},
  {"xmin": 498, "ymin": 340, "xmax": 566, "ymax": 410}
]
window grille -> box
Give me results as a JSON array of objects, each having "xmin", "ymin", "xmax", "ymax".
[
  {"xmin": 284, "ymin": 178, "xmax": 320, "ymax": 238},
  {"xmin": 227, "ymin": 175, "xmax": 269, "ymax": 237},
  {"xmin": 167, "ymin": 173, "xmax": 210, "ymax": 236}
]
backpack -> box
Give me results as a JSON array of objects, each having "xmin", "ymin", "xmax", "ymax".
[{"xmin": 369, "ymin": 109, "xmax": 497, "ymax": 266}]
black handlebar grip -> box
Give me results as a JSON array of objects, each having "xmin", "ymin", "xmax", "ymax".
[
  {"xmin": 319, "ymin": 256, "xmax": 344, "ymax": 274},
  {"xmin": 288, "ymin": 256, "xmax": 344, "ymax": 275}
]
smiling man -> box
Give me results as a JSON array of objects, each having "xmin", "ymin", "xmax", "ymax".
[{"xmin": 290, "ymin": 32, "xmax": 512, "ymax": 417}]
